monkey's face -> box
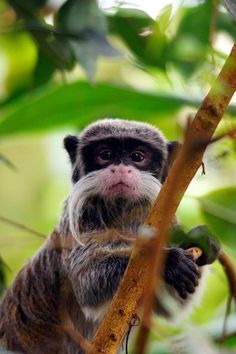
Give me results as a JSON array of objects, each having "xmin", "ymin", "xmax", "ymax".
[
  {"xmin": 81, "ymin": 137, "xmax": 164, "ymax": 199},
  {"xmin": 64, "ymin": 119, "xmax": 170, "ymax": 239}
]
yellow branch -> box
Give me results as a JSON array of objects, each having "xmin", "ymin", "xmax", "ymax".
[{"xmin": 88, "ymin": 43, "xmax": 236, "ymax": 354}]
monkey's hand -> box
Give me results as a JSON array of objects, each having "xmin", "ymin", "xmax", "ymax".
[{"xmin": 163, "ymin": 248, "xmax": 200, "ymax": 300}]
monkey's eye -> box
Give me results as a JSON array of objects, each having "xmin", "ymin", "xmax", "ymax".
[
  {"xmin": 98, "ymin": 150, "xmax": 114, "ymax": 161},
  {"xmin": 131, "ymin": 151, "xmax": 145, "ymax": 163}
]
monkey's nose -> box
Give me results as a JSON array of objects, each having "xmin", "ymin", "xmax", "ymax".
[{"xmin": 109, "ymin": 165, "xmax": 132, "ymax": 176}]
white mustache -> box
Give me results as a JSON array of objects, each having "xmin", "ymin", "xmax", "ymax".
[{"xmin": 68, "ymin": 169, "xmax": 162, "ymax": 243}]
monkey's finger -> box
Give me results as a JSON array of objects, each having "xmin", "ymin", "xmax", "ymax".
[
  {"xmin": 175, "ymin": 273, "xmax": 198, "ymax": 294},
  {"xmin": 174, "ymin": 281, "xmax": 188, "ymax": 299},
  {"xmin": 182, "ymin": 268, "xmax": 200, "ymax": 286},
  {"xmin": 178, "ymin": 260, "xmax": 200, "ymax": 281},
  {"xmin": 179, "ymin": 274, "xmax": 198, "ymax": 293},
  {"xmin": 167, "ymin": 270, "xmax": 197, "ymax": 296}
]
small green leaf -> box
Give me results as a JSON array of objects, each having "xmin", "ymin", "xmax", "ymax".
[
  {"xmin": 33, "ymin": 30, "xmax": 75, "ymax": 71},
  {"xmin": 169, "ymin": 226, "xmax": 187, "ymax": 246},
  {"xmin": 182, "ymin": 225, "xmax": 220, "ymax": 265},
  {"xmin": 165, "ymin": 1, "xmax": 212, "ymax": 77},
  {"xmin": 69, "ymin": 34, "xmax": 121, "ymax": 81},
  {"xmin": 56, "ymin": 0, "xmax": 106, "ymax": 34},
  {"xmin": 156, "ymin": 4, "xmax": 173, "ymax": 32},
  {"xmin": 108, "ymin": 9, "xmax": 159, "ymax": 67},
  {"xmin": 33, "ymin": 52, "xmax": 57, "ymax": 86},
  {"xmin": 170, "ymin": 225, "xmax": 220, "ymax": 265}
]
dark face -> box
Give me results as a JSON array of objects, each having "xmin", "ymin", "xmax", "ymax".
[
  {"xmin": 65, "ymin": 133, "xmax": 167, "ymax": 233},
  {"xmin": 81, "ymin": 137, "xmax": 165, "ymax": 179}
]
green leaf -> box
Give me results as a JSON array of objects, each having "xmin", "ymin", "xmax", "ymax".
[
  {"xmin": 108, "ymin": 3, "xmax": 211, "ymax": 76},
  {"xmin": 0, "ymin": 81, "xmax": 198, "ymax": 136},
  {"xmin": 6, "ymin": 1, "xmax": 75, "ymax": 72},
  {"xmin": 170, "ymin": 225, "xmax": 220, "ymax": 265},
  {"xmin": 33, "ymin": 32, "xmax": 74, "ymax": 71},
  {"xmin": 175, "ymin": 1, "xmax": 211, "ymax": 46},
  {"xmin": 167, "ymin": 1, "xmax": 211, "ymax": 77},
  {"xmin": 69, "ymin": 34, "xmax": 120, "ymax": 81},
  {"xmin": 218, "ymin": 9, "xmax": 236, "ymax": 41},
  {"xmin": 56, "ymin": 0, "xmax": 107, "ymax": 34},
  {"xmin": 108, "ymin": 8, "xmax": 170, "ymax": 69},
  {"xmin": 156, "ymin": 4, "xmax": 173, "ymax": 32},
  {"xmin": 199, "ymin": 187, "xmax": 236, "ymax": 248},
  {"xmin": 55, "ymin": 0, "xmax": 120, "ymax": 79},
  {"xmin": 182, "ymin": 225, "xmax": 220, "ymax": 265},
  {"xmin": 33, "ymin": 52, "xmax": 57, "ymax": 86}
]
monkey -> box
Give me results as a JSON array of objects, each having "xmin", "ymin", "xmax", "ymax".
[{"xmin": 0, "ymin": 118, "xmax": 208, "ymax": 354}]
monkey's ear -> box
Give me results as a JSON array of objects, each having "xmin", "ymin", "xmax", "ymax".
[
  {"xmin": 161, "ymin": 141, "xmax": 181, "ymax": 182},
  {"xmin": 64, "ymin": 135, "xmax": 79, "ymax": 164},
  {"xmin": 167, "ymin": 141, "xmax": 181, "ymax": 167}
]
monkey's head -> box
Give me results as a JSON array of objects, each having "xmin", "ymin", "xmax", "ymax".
[{"xmin": 64, "ymin": 119, "xmax": 175, "ymax": 241}]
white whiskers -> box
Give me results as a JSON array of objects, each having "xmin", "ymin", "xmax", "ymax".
[{"xmin": 67, "ymin": 169, "xmax": 162, "ymax": 243}]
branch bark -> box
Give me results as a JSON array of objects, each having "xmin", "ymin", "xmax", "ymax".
[{"xmin": 88, "ymin": 43, "xmax": 236, "ymax": 354}]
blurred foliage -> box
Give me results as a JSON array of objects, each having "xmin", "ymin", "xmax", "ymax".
[
  {"xmin": 0, "ymin": 0, "xmax": 236, "ymax": 353},
  {"xmin": 199, "ymin": 187, "xmax": 236, "ymax": 249}
]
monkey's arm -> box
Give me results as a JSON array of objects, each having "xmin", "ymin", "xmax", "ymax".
[
  {"xmin": 66, "ymin": 241, "xmax": 131, "ymax": 310},
  {"xmin": 66, "ymin": 237, "xmax": 200, "ymax": 315}
]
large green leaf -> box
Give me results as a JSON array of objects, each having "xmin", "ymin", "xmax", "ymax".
[
  {"xmin": 0, "ymin": 81, "xmax": 198, "ymax": 136},
  {"xmin": 199, "ymin": 187, "xmax": 236, "ymax": 248}
]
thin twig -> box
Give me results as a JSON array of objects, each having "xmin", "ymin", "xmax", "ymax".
[
  {"xmin": 0, "ymin": 215, "xmax": 46, "ymax": 239},
  {"xmin": 0, "ymin": 153, "xmax": 17, "ymax": 171},
  {"xmin": 218, "ymin": 249, "xmax": 236, "ymax": 298},
  {"xmin": 210, "ymin": 128, "xmax": 236, "ymax": 144}
]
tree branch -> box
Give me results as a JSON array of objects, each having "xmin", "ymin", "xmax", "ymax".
[{"xmin": 88, "ymin": 43, "xmax": 236, "ymax": 354}]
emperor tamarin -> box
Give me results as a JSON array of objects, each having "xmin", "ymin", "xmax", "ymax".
[{"xmin": 0, "ymin": 119, "xmax": 205, "ymax": 354}]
